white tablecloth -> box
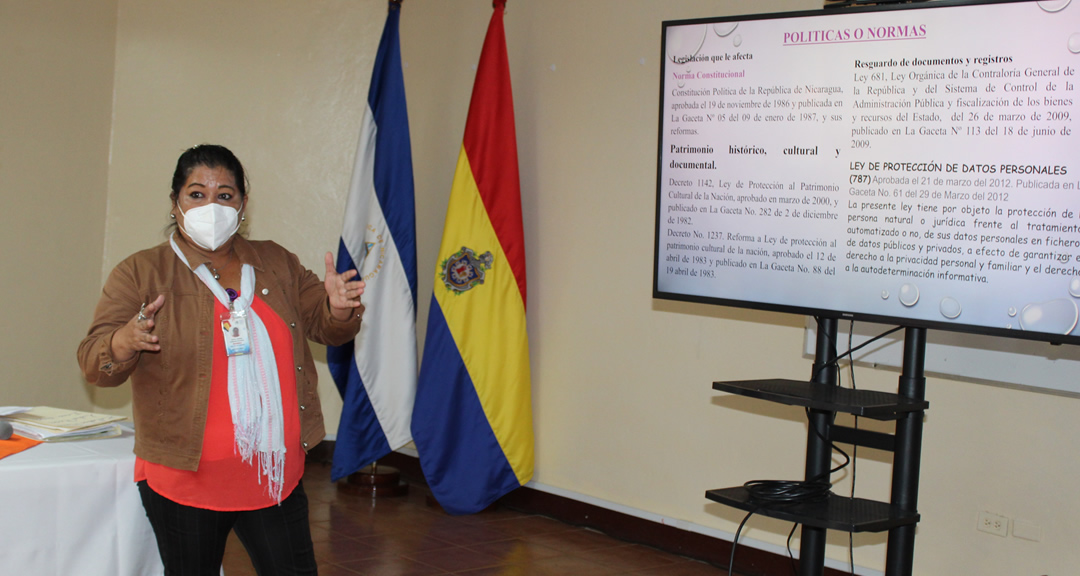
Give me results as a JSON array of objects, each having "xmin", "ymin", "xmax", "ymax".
[{"xmin": 0, "ymin": 430, "xmax": 163, "ymax": 575}]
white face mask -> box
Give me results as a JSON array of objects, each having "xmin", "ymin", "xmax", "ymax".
[{"xmin": 178, "ymin": 202, "xmax": 242, "ymax": 251}]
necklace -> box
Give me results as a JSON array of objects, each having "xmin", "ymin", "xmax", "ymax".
[{"xmin": 208, "ymin": 250, "xmax": 234, "ymax": 280}]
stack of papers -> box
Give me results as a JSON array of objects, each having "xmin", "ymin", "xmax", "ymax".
[{"xmin": 0, "ymin": 406, "xmax": 126, "ymax": 441}]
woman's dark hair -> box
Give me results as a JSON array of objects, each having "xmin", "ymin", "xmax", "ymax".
[{"xmin": 170, "ymin": 144, "xmax": 248, "ymax": 202}]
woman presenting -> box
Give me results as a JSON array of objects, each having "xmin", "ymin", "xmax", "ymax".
[{"xmin": 78, "ymin": 144, "xmax": 364, "ymax": 575}]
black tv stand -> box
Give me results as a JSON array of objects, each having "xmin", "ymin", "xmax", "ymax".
[{"xmin": 706, "ymin": 317, "xmax": 928, "ymax": 576}]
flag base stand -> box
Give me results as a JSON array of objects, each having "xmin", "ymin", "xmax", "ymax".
[{"xmin": 340, "ymin": 464, "xmax": 409, "ymax": 498}]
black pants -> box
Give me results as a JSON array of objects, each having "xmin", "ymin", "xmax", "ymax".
[{"xmin": 137, "ymin": 480, "xmax": 317, "ymax": 576}]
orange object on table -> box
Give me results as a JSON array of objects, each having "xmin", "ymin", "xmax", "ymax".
[{"xmin": 0, "ymin": 434, "xmax": 43, "ymax": 460}]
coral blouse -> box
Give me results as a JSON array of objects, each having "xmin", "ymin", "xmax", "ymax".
[{"xmin": 135, "ymin": 296, "xmax": 304, "ymax": 510}]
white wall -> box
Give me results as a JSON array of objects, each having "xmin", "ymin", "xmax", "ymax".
[{"xmin": 0, "ymin": 0, "xmax": 118, "ymax": 410}]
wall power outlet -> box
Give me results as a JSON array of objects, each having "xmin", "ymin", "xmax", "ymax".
[{"xmin": 976, "ymin": 510, "xmax": 1009, "ymax": 537}]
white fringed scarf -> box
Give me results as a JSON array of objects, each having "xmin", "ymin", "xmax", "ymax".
[{"xmin": 170, "ymin": 234, "xmax": 286, "ymax": 502}]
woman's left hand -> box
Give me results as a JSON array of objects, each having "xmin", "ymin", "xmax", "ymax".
[{"xmin": 324, "ymin": 252, "xmax": 366, "ymax": 321}]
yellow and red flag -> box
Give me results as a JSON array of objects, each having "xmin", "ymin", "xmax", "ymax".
[{"xmin": 412, "ymin": 0, "xmax": 534, "ymax": 515}]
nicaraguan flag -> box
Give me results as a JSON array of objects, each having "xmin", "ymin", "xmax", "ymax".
[
  {"xmin": 412, "ymin": 0, "xmax": 534, "ymax": 515},
  {"xmin": 327, "ymin": 0, "xmax": 417, "ymax": 483}
]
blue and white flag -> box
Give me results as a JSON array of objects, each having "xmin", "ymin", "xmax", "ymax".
[{"xmin": 327, "ymin": 0, "xmax": 417, "ymax": 483}]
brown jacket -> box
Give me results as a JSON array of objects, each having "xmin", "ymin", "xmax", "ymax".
[{"xmin": 77, "ymin": 233, "xmax": 362, "ymax": 471}]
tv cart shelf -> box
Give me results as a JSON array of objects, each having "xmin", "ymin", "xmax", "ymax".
[
  {"xmin": 705, "ymin": 486, "xmax": 917, "ymax": 533},
  {"xmin": 707, "ymin": 318, "xmax": 928, "ymax": 576}
]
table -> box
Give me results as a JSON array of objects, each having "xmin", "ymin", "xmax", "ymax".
[{"xmin": 0, "ymin": 429, "xmax": 164, "ymax": 575}]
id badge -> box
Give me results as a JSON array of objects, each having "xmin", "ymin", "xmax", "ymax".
[{"xmin": 220, "ymin": 309, "xmax": 252, "ymax": 356}]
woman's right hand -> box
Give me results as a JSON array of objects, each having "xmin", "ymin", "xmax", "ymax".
[{"xmin": 111, "ymin": 294, "xmax": 165, "ymax": 362}]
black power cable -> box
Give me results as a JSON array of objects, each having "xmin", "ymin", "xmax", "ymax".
[
  {"xmin": 811, "ymin": 325, "xmax": 903, "ymax": 382},
  {"xmin": 726, "ymin": 413, "xmax": 851, "ymax": 576}
]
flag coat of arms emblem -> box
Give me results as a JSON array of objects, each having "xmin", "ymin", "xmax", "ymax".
[{"xmin": 441, "ymin": 247, "xmax": 494, "ymax": 293}]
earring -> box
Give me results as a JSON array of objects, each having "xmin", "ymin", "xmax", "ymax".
[
  {"xmin": 241, "ymin": 216, "xmax": 246, "ymax": 222},
  {"xmin": 170, "ymin": 213, "xmax": 176, "ymax": 219}
]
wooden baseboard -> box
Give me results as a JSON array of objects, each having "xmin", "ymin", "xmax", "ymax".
[{"xmin": 311, "ymin": 443, "xmax": 847, "ymax": 576}]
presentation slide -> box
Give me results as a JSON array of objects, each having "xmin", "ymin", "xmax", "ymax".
[{"xmin": 655, "ymin": 0, "xmax": 1080, "ymax": 344}]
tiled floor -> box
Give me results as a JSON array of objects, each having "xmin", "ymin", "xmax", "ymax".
[{"xmin": 221, "ymin": 460, "xmax": 742, "ymax": 576}]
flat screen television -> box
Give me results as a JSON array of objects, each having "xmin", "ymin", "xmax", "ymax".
[{"xmin": 654, "ymin": 0, "xmax": 1080, "ymax": 346}]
